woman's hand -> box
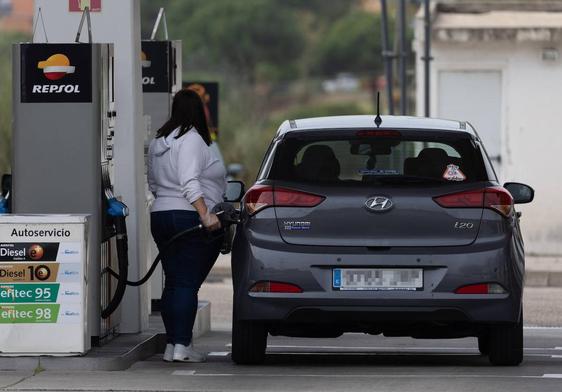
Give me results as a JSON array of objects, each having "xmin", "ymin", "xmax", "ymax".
[
  {"xmin": 192, "ymin": 198, "xmax": 221, "ymax": 231},
  {"xmin": 200, "ymin": 211, "xmax": 221, "ymax": 231}
]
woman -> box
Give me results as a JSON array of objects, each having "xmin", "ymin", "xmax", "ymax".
[{"xmin": 147, "ymin": 89, "xmax": 226, "ymax": 363}]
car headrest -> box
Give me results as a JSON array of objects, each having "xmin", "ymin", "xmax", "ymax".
[
  {"xmin": 418, "ymin": 148, "xmax": 449, "ymax": 162},
  {"xmin": 299, "ymin": 145, "xmax": 340, "ymax": 181}
]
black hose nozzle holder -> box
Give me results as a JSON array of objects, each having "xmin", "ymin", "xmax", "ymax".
[{"xmin": 101, "ymin": 198, "xmax": 130, "ymax": 319}]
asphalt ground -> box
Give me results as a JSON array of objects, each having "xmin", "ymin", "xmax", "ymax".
[
  {"xmin": 1, "ymin": 328, "xmax": 561, "ymax": 391},
  {"xmin": 0, "ymin": 280, "xmax": 561, "ymax": 391}
]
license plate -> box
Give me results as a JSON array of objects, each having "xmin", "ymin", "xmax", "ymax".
[{"xmin": 333, "ymin": 268, "xmax": 423, "ymax": 291}]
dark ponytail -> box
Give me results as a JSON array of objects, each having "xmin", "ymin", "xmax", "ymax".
[{"xmin": 155, "ymin": 89, "xmax": 212, "ymax": 145}]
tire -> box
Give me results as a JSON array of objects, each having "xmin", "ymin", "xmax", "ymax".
[
  {"xmin": 231, "ymin": 318, "xmax": 267, "ymax": 365},
  {"xmin": 488, "ymin": 312, "xmax": 523, "ymax": 366},
  {"xmin": 478, "ymin": 335, "xmax": 490, "ymax": 356}
]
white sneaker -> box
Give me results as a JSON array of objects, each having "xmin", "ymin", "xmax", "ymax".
[
  {"xmin": 163, "ymin": 343, "xmax": 174, "ymax": 362},
  {"xmin": 172, "ymin": 343, "xmax": 206, "ymax": 363}
]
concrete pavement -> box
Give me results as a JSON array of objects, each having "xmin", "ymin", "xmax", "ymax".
[{"xmin": 1, "ymin": 329, "xmax": 562, "ymax": 391}]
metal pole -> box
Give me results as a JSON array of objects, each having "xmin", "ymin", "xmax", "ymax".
[
  {"xmin": 398, "ymin": 0, "xmax": 407, "ymax": 115},
  {"xmin": 423, "ymin": 0, "xmax": 431, "ymax": 117},
  {"xmin": 380, "ymin": 0, "xmax": 394, "ymax": 115},
  {"xmin": 150, "ymin": 8, "xmax": 169, "ymax": 41}
]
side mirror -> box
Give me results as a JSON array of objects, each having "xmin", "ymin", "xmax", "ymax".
[
  {"xmin": 504, "ymin": 182, "xmax": 534, "ymax": 204},
  {"xmin": 224, "ymin": 180, "xmax": 245, "ymax": 203}
]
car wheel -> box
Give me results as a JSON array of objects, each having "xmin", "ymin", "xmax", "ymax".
[
  {"xmin": 488, "ymin": 312, "xmax": 523, "ymax": 366},
  {"xmin": 231, "ymin": 318, "xmax": 267, "ymax": 365},
  {"xmin": 478, "ymin": 335, "xmax": 489, "ymax": 355}
]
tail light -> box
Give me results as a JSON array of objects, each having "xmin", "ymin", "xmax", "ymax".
[
  {"xmin": 250, "ymin": 281, "xmax": 303, "ymax": 293},
  {"xmin": 455, "ymin": 283, "xmax": 506, "ymax": 294},
  {"xmin": 243, "ymin": 185, "xmax": 325, "ymax": 215},
  {"xmin": 433, "ymin": 187, "xmax": 513, "ymax": 217},
  {"xmin": 243, "ymin": 185, "xmax": 274, "ymax": 215}
]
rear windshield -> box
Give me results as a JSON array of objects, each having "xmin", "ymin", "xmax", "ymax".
[{"xmin": 268, "ymin": 130, "xmax": 489, "ymax": 185}]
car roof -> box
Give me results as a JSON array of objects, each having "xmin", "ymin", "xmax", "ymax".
[{"xmin": 276, "ymin": 115, "xmax": 476, "ymax": 137}]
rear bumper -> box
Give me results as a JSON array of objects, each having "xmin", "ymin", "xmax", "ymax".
[
  {"xmin": 235, "ymin": 292, "xmax": 521, "ymax": 339},
  {"xmin": 232, "ymin": 228, "xmax": 524, "ymax": 331},
  {"xmin": 238, "ymin": 293, "xmax": 518, "ymax": 324}
]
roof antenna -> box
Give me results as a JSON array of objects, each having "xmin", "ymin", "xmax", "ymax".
[{"xmin": 374, "ymin": 91, "xmax": 382, "ymax": 128}]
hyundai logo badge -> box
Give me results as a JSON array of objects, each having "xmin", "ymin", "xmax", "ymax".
[{"xmin": 365, "ymin": 196, "xmax": 393, "ymax": 212}]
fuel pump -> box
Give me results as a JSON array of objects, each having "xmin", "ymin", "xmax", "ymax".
[{"xmin": 11, "ymin": 39, "xmax": 122, "ymax": 345}]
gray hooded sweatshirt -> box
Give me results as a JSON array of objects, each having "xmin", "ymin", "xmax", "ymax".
[{"xmin": 147, "ymin": 127, "xmax": 227, "ymax": 213}]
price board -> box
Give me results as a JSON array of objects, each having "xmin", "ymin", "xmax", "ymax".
[{"xmin": 0, "ymin": 215, "xmax": 89, "ymax": 355}]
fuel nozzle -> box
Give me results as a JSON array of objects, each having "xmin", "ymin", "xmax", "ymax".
[
  {"xmin": 212, "ymin": 202, "xmax": 240, "ymax": 255},
  {"xmin": 212, "ymin": 202, "xmax": 241, "ymax": 226},
  {"xmin": 107, "ymin": 197, "xmax": 129, "ymax": 236},
  {"xmin": 107, "ymin": 197, "xmax": 129, "ymax": 218},
  {"xmin": 0, "ymin": 194, "xmax": 7, "ymax": 214}
]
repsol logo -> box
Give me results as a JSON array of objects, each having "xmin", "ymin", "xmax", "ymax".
[{"xmin": 31, "ymin": 85, "xmax": 81, "ymax": 94}]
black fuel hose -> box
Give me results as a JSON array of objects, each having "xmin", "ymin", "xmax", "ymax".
[
  {"xmin": 101, "ymin": 202, "xmax": 239, "ymax": 319},
  {"xmin": 101, "ymin": 217, "xmax": 129, "ymax": 319},
  {"xmin": 103, "ymin": 223, "xmax": 204, "ymax": 287}
]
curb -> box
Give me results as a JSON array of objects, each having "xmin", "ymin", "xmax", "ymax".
[
  {"xmin": 0, "ymin": 302, "xmax": 211, "ymax": 371},
  {"xmin": 526, "ymin": 271, "xmax": 562, "ymax": 288},
  {"xmin": 0, "ymin": 333, "xmax": 164, "ymax": 372}
]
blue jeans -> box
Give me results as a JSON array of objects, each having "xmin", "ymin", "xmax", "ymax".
[{"xmin": 150, "ymin": 210, "xmax": 222, "ymax": 346}]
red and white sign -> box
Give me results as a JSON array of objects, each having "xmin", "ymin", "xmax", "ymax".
[{"xmin": 69, "ymin": 0, "xmax": 101, "ymax": 12}]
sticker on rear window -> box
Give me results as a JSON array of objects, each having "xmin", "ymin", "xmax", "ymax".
[
  {"xmin": 443, "ymin": 164, "xmax": 466, "ymax": 181},
  {"xmin": 358, "ymin": 169, "xmax": 399, "ymax": 176}
]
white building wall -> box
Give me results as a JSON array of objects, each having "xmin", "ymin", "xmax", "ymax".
[{"xmin": 415, "ymin": 25, "xmax": 562, "ymax": 256}]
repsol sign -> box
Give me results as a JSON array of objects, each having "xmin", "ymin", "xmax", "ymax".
[
  {"xmin": 141, "ymin": 40, "xmax": 174, "ymax": 93},
  {"xmin": 20, "ymin": 43, "xmax": 92, "ymax": 103}
]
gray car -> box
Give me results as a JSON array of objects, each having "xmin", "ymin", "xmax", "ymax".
[{"xmin": 230, "ymin": 115, "xmax": 534, "ymax": 366}]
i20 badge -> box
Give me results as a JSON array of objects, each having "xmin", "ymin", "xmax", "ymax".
[{"xmin": 365, "ymin": 196, "xmax": 393, "ymax": 212}]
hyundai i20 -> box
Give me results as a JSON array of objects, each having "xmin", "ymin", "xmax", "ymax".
[{"xmin": 231, "ymin": 116, "xmax": 534, "ymax": 366}]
